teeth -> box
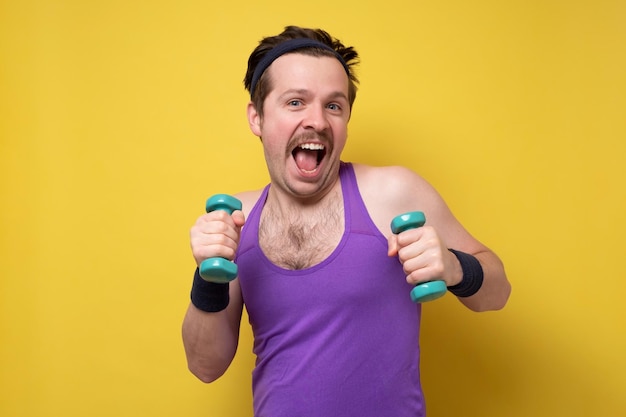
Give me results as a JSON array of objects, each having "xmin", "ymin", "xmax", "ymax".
[{"xmin": 299, "ymin": 143, "xmax": 325, "ymax": 151}]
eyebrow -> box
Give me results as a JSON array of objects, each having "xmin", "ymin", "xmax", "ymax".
[{"xmin": 278, "ymin": 89, "xmax": 349, "ymax": 103}]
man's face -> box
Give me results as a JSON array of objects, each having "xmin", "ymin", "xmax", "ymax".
[{"xmin": 247, "ymin": 53, "xmax": 351, "ymax": 201}]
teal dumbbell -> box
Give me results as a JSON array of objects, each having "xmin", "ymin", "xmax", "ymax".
[
  {"xmin": 199, "ymin": 194, "xmax": 243, "ymax": 283},
  {"xmin": 390, "ymin": 211, "xmax": 447, "ymax": 303}
]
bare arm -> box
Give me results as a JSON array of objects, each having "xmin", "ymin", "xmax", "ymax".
[
  {"xmin": 355, "ymin": 164, "xmax": 511, "ymax": 312},
  {"xmin": 182, "ymin": 282, "xmax": 243, "ymax": 383},
  {"xmin": 461, "ymin": 249, "xmax": 509, "ymax": 311},
  {"xmin": 182, "ymin": 191, "xmax": 259, "ymax": 382}
]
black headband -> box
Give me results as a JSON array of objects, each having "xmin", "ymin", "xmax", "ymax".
[{"xmin": 249, "ymin": 38, "xmax": 350, "ymax": 98}]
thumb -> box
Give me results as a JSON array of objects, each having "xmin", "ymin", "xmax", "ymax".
[
  {"xmin": 387, "ymin": 235, "xmax": 399, "ymax": 257},
  {"xmin": 232, "ymin": 210, "xmax": 246, "ymax": 228}
]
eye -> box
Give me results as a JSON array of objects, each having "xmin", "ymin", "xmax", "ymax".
[
  {"xmin": 327, "ymin": 103, "xmax": 341, "ymax": 111},
  {"xmin": 288, "ymin": 100, "xmax": 302, "ymax": 107}
]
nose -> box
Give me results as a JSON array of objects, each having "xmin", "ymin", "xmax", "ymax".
[{"xmin": 302, "ymin": 104, "xmax": 329, "ymax": 132}]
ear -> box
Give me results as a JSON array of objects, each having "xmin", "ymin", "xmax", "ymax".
[{"xmin": 247, "ymin": 101, "xmax": 262, "ymax": 137}]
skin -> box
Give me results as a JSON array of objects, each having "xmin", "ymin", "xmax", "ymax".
[
  {"xmin": 182, "ymin": 53, "xmax": 511, "ymax": 383},
  {"xmin": 248, "ymin": 54, "xmax": 350, "ymax": 205}
]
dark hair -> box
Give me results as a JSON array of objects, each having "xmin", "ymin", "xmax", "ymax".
[{"xmin": 244, "ymin": 26, "xmax": 359, "ymax": 117}]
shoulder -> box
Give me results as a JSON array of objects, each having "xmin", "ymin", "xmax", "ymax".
[
  {"xmin": 351, "ymin": 163, "xmax": 442, "ymax": 211},
  {"xmin": 234, "ymin": 189, "xmax": 265, "ymax": 218},
  {"xmin": 349, "ymin": 162, "xmax": 490, "ymax": 252},
  {"xmin": 350, "ymin": 163, "xmax": 446, "ymax": 235}
]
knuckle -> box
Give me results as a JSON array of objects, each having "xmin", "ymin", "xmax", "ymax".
[
  {"xmin": 211, "ymin": 210, "xmax": 231, "ymax": 222},
  {"xmin": 432, "ymin": 264, "xmax": 445, "ymax": 278}
]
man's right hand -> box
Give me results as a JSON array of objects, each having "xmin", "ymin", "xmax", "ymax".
[{"xmin": 190, "ymin": 209, "xmax": 246, "ymax": 268}]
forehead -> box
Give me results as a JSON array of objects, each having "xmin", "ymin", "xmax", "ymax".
[{"xmin": 265, "ymin": 53, "xmax": 349, "ymax": 97}]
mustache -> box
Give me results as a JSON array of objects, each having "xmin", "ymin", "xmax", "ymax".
[{"xmin": 287, "ymin": 131, "xmax": 331, "ymax": 149}]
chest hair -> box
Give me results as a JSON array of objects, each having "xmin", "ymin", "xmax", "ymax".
[{"xmin": 258, "ymin": 195, "xmax": 344, "ymax": 270}]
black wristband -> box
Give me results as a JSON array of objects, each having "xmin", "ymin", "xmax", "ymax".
[
  {"xmin": 190, "ymin": 268, "xmax": 230, "ymax": 312},
  {"xmin": 447, "ymin": 249, "xmax": 484, "ymax": 298}
]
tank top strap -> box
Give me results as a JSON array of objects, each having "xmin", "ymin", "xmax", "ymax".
[
  {"xmin": 236, "ymin": 184, "xmax": 269, "ymax": 261},
  {"xmin": 339, "ymin": 162, "xmax": 385, "ymax": 238},
  {"xmin": 237, "ymin": 163, "xmax": 383, "ymax": 262}
]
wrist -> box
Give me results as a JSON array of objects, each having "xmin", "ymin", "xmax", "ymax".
[
  {"xmin": 446, "ymin": 249, "xmax": 484, "ymax": 298},
  {"xmin": 190, "ymin": 268, "xmax": 230, "ymax": 312}
]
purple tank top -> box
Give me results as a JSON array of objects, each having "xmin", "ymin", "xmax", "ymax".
[{"xmin": 236, "ymin": 162, "xmax": 425, "ymax": 416}]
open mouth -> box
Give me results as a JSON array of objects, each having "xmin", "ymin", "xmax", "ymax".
[{"xmin": 292, "ymin": 143, "xmax": 326, "ymax": 173}]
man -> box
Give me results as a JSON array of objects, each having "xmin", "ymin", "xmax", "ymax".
[{"xmin": 183, "ymin": 26, "xmax": 511, "ymax": 416}]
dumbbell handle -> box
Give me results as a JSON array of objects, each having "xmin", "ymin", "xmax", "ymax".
[
  {"xmin": 199, "ymin": 194, "xmax": 243, "ymax": 283},
  {"xmin": 390, "ymin": 212, "xmax": 447, "ymax": 303}
]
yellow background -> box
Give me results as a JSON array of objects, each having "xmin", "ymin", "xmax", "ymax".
[{"xmin": 1, "ymin": 0, "xmax": 624, "ymax": 416}]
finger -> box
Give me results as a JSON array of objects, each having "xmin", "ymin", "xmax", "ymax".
[
  {"xmin": 404, "ymin": 251, "xmax": 445, "ymax": 285},
  {"xmin": 406, "ymin": 265, "xmax": 444, "ymax": 286},
  {"xmin": 191, "ymin": 233, "xmax": 239, "ymax": 263},
  {"xmin": 395, "ymin": 227, "xmax": 424, "ymax": 248},
  {"xmin": 387, "ymin": 235, "xmax": 399, "ymax": 257},
  {"xmin": 197, "ymin": 212, "xmax": 239, "ymax": 236},
  {"xmin": 203, "ymin": 209, "xmax": 237, "ymax": 226},
  {"xmin": 190, "ymin": 213, "xmax": 241, "ymax": 260},
  {"xmin": 231, "ymin": 210, "xmax": 246, "ymax": 228}
]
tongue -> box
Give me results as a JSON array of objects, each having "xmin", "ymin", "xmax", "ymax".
[{"xmin": 294, "ymin": 149, "xmax": 319, "ymax": 172}]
